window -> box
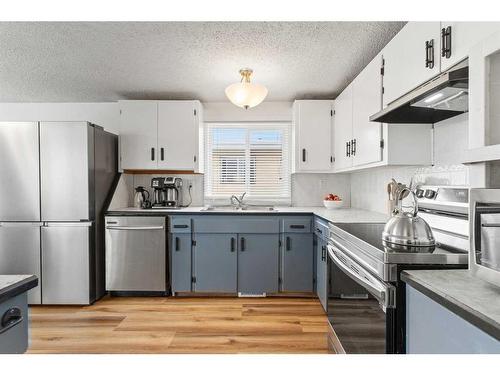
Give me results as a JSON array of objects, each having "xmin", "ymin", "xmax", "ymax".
[{"xmin": 204, "ymin": 123, "xmax": 291, "ymax": 202}]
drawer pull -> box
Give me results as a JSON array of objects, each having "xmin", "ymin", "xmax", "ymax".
[
  {"xmin": 173, "ymin": 224, "xmax": 189, "ymax": 229},
  {"xmin": 290, "ymin": 224, "xmax": 305, "ymax": 229}
]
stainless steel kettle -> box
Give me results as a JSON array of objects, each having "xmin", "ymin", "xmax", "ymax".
[{"xmin": 382, "ymin": 187, "xmax": 435, "ymax": 252}]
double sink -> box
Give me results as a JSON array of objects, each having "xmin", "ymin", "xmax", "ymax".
[{"xmin": 201, "ymin": 205, "xmax": 276, "ymax": 212}]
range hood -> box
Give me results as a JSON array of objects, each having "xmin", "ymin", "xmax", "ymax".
[{"xmin": 370, "ymin": 60, "xmax": 468, "ymax": 124}]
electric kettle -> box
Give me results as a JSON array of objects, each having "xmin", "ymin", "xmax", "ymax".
[{"xmin": 134, "ymin": 186, "xmax": 150, "ymax": 208}]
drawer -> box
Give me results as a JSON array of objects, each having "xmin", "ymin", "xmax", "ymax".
[
  {"xmin": 169, "ymin": 217, "xmax": 192, "ymax": 233},
  {"xmin": 314, "ymin": 217, "xmax": 329, "ymax": 239},
  {"xmin": 192, "ymin": 215, "xmax": 280, "ymax": 234},
  {"xmin": 282, "ymin": 217, "xmax": 312, "ymax": 233}
]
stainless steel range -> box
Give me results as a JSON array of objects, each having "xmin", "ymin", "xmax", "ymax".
[{"xmin": 326, "ymin": 185, "xmax": 469, "ymax": 354}]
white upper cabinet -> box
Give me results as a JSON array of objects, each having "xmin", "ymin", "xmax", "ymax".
[
  {"xmin": 352, "ymin": 54, "xmax": 383, "ymax": 167},
  {"xmin": 383, "ymin": 22, "xmax": 441, "ymax": 107},
  {"xmin": 119, "ymin": 101, "xmax": 158, "ymax": 170},
  {"xmin": 157, "ymin": 101, "xmax": 200, "ymax": 171},
  {"xmin": 333, "ymin": 85, "xmax": 353, "ymax": 171},
  {"xmin": 440, "ymin": 22, "xmax": 500, "ymax": 71},
  {"xmin": 292, "ymin": 100, "xmax": 334, "ymax": 173},
  {"xmin": 464, "ymin": 30, "xmax": 500, "ymax": 163},
  {"xmin": 119, "ymin": 100, "xmax": 202, "ymax": 171}
]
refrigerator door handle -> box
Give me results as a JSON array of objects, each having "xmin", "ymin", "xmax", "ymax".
[{"xmin": 43, "ymin": 222, "xmax": 93, "ymax": 227}]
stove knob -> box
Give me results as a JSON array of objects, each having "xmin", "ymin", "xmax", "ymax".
[
  {"xmin": 415, "ymin": 189, "xmax": 425, "ymax": 198},
  {"xmin": 424, "ymin": 189, "xmax": 436, "ymax": 199}
]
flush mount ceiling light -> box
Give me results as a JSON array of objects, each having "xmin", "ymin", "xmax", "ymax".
[{"xmin": 225, "ymin": 68, "xmax": 268, "ymax": 109}]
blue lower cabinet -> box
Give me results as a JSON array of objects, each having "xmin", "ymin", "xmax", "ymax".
[
  {"xmin": 193, "ymin": 233, "xmax": 238, "ymax": 293},
  {"xmin": 406, "ymin": 285, "xmax": 500, "ymax": 354},
  {"xmin": 315, "ymin": 237, "xmax": 328, "ymax": 311},
  {"xmin": 281, "ymin": 233, "xmax": 314, "ymax": 292},
  {"xmin": 170, "ymin": 233, "xmax": 192, "ymax": 294},
  {"xmin": 238, "ymin": 233, "xmax": 280, "ymax": 294}
]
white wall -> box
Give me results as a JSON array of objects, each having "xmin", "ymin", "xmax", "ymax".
[
  {"xmin": 0, "ymin": 102, "xmax": 119, "ymax": 134},
  {"xmin": 203, "ymin": 101, "xmax": 292, "ymax": 122}
]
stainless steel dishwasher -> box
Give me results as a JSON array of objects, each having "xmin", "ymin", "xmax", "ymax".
[{"xmin": 105, "ymin": 216, "xmax": 168, "ymax": 295}]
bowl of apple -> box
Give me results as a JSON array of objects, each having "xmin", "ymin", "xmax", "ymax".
[{"xmin": 323, "ymin": 194, "xmax": 343, "ymax": 209}]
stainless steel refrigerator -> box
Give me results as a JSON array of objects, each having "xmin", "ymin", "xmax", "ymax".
[{"xmin": 0, "ymin": 121, "xmax": 118, "ymax": 304}]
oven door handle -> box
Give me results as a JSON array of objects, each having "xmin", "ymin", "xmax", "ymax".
[{"xmin": 327, "ymin": 245, "xmax": 395, "ymax": 309}]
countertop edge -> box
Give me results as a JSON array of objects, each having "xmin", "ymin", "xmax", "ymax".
[
  {"xmin": 401, "ymin": 271, "xmax": 500, "ymax": 340},
  {"xmin": 0, "ymin": 275, "xmax": 38, "ymax": 305},
  {"xmin": 105, "ymin": 208, "xmax": 389, "ymax": 224}
]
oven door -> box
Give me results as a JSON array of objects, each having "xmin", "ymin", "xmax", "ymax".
[{"xmin": 327, "ymin": 242, "xmax": 396, "ymax": 354}]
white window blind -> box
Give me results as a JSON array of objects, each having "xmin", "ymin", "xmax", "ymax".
[{"xmin": 204, "ymin": 123, "xmax": 291, "ymax": 202}]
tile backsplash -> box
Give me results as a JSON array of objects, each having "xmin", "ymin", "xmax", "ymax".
[
  {"xmin": 115, "ymin": 172, "xmax": 351, "ymax": 208},
  {"xmin": 292, "ymin": 173, "xmax": 351, "ymax": 207},
  {"xmin": 122, "ymin": 173, "xmax": 205, "ymax": 207}
]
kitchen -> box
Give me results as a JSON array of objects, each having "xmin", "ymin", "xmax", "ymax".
[{"xmin": 1, "ymin": 2, "xmax": 500, "ymax": 371}]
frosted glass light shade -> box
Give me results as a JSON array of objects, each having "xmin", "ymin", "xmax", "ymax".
[{"xmin": 225, "ymin": 82, "xmax": 268, "ymax": 109}]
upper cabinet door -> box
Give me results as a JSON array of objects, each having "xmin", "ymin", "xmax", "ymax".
[
  {"xmin": 157, "ymin": 101, "xmax": 199, "ymax": 171},
  {"xmin": 352, "ymin": 55, "xmax": 383, "ymax": 167},
  {"xmin": 293, "ymin": 100, "xmax": 333, "ymax": 172},
  {"xmin": 469, "ymin": 30, "xmax": 500, "ymax": 150},
  {"xmin": 333, "ymin": 85, "xmax": 353, "ymax": 171},
  {"xmin": 383, "ymin": 22, "xmax": 441, "ymax": 107},
  {"xmin": 440, "ymin": 22, "xmax": 500, "ymax": 71},
  {"xmin": 119, "ymin": 101, "xmax": 158, "ymax": 170}
]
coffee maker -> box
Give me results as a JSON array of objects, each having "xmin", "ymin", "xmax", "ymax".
[{"xmin": 151, "ymin": 177, "xmax": 183, "ymax": 208}]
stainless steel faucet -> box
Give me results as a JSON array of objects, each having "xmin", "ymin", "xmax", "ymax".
[{"xmin": 230, "ymin": 192, "xmax": 247, "ymax": 209}]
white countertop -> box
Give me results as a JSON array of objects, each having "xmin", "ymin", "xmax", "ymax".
[{"xmin": 108, "ymin": 206, "xmax": 389, "ymax": 224}]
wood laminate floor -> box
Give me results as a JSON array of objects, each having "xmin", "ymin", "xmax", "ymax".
[{"xmin": 27, "ymin": 296, "xmax": 329, "ymax": 354}]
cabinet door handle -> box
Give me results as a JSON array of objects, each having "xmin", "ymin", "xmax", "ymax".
[
  {"xmin": 425, "ymin": 39, "xmax": 435, "ymax": 69},
  {"xmin": 151, "ymin": 147, "xmax": 155, "ymax": 161},
  {"xmin": 346, "ymin": 141, "xmax": 351, "ymax": 157},
  {"xmin": 286, "ymin": 236, "xmax": 291, "ymax": 251},
  {"xmin": 351, "ymin": 139, "xmax": 356, "ymax": 156},
  {"xmin": 160, "ymin": 147, "xmax": 165, "ymax": 161},
  {"xmin": 230, "ymin": 237, "xmax": 236, "ymax": 252},
  {"xmin": 240, "ymin": 237, "xmax": 245, "ymax": 252},
  {"xmin": 441, "ymin": 26, "xmax": 452, "ymax": 59},
  {"xmin": 321, "ymin": 245, "xmax": 326, "ymax": 261},
  {"xmin": 302, "ymin": 148, "xmax": 306, "ymax": 162},
  {"xmin": 175, "ymin": 237, "xmax": 180, "ymax": 251}
]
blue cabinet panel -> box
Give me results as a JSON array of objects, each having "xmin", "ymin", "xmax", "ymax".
[
  {"xmin": 316, "ymin": 236, "xmax": 328, "ymax": 311},
  {"xmin": 406, "ymin": 285, "xmax": 500, "ymax": 353},
  {"xmin": 170, "ymin": 233, "xmax": 192, "ymax": 294},
  {"xmin": 193, "ymin": 233, "xmax": 237, "ymax": 293},
  {"xmin": 192, "ymin": 215, "xmax": 280, "ymax": 234},
  {"xmin": 282, "ymin": 233, "xmax": 314, "ymax": 292},
  {"xmin": 238, "ymin": 233, "xmax": 279, "ymax": 294}
]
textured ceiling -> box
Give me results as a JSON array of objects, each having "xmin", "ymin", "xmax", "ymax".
[{"xmin": 0, "ymin": 22, "xmax": 405, "ymax": 102}]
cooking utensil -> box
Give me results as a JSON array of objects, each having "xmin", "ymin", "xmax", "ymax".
[{"xmin": 382, "ymin": 187, "xmax": 435, "ymax": 252}]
